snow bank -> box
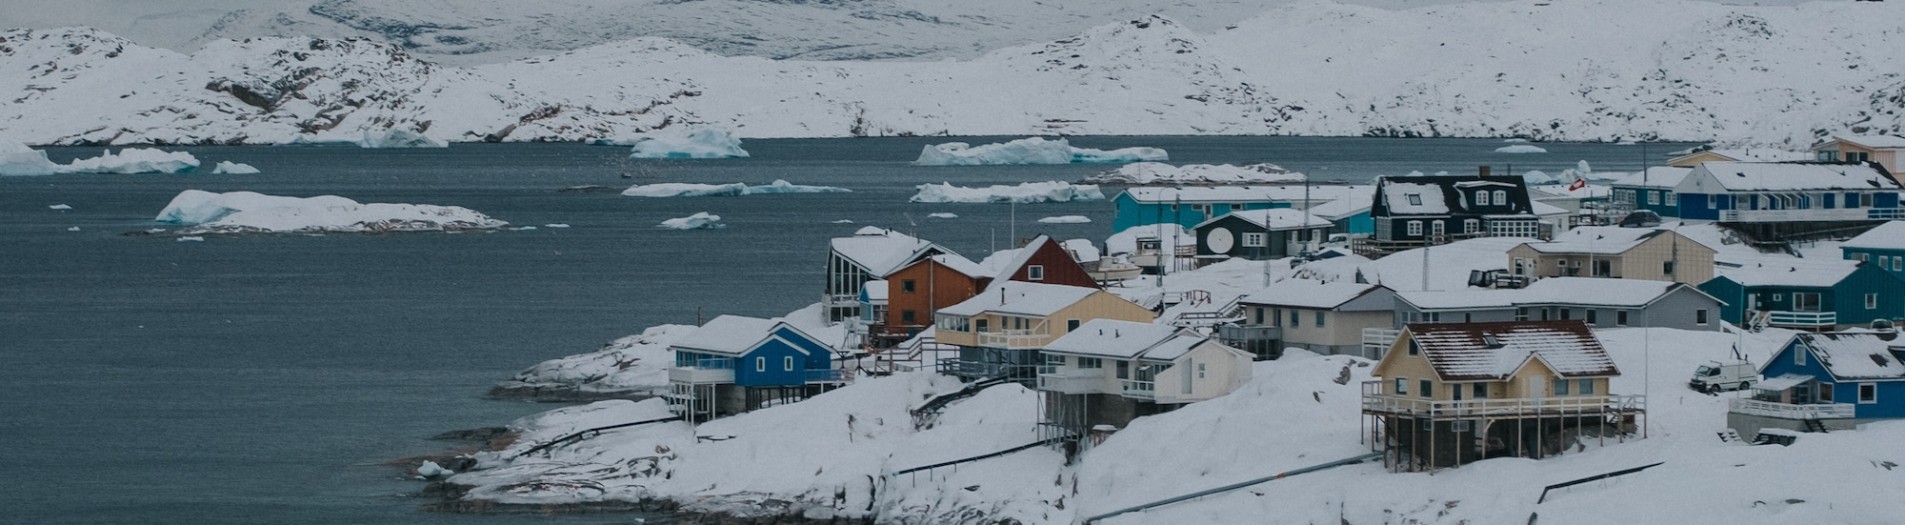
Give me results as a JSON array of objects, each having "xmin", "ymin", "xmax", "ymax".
[
  {"xmin": 620, "ymin": 179, "xmax": 848, "ymax": 197},
  {"xmin": 492, "ymin": 325, "xmax": 698, "ymax": 400},
  {"xmin": 1084, "ymin": 162, "xmax": 1304, "ymax": 185},
  {"xmin": 909, "ymin": 181, "xmax": 1106, "ymax": 204},
  {"xmin": 1496, "ymin": 144, "xmax": 1548, "ymax": 154},
  {"xmin": 915, "ymin": 137, "xmax": 1166, "ymax": 166},
  {"xmin": 210, "ymin": 161, "xmax": 260, "ymax": 174},
  {"xmin": 358, "ymin": 129, "xmax": 446, "ymax": 148},
  {"xmin": 153, "ymin": 190, "xmax": 506, "ymax": 234},
  {"xmin": 1037, "ymin": 215, "xmax": 1091, "ymax": 224},
  {"xmin": 658, "ymin": 212, "xmax": 723, "ymax": 230},
  {"xmin": 626, "ymin": 128, "xmax": 750, "ymax": 159}
]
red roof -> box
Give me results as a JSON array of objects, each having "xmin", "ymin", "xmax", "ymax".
[{"xmin": 1406, "ymin": 320, "xmax": 1618, "ymax": 381}]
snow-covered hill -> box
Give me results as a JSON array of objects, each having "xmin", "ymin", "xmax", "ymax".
[{"xmin": 2, "ymin": 0, "xmax": 1902, "ymax": 145}]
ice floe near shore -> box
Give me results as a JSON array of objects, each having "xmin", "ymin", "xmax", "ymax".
[
  {"xmin": 1495, "ymin": 144, "xmax": 1548, "ymax": 154},
  {"xmin": 658, "ymin": 212, "xmax": 724, "ymax": 229},
  {"xmin": 621, "ymin": 179, "xmax": 847, "ymax": 197},
  {"xmin": 1037, "ymin": 215, "xmax": 1091, "ymax": 224},
  {"xmin": 915, "ymin": 137, "xmax": 1165, "ymax": 166},
  {"xmin": 2, "ymin": 139, "xmax": 201, "ymax": 175},
  {"xmin": 211, "ymin": 161, "xmax": 261, "ymax": 174},
  {"xmin": 1084, "ymin": 162, "xmax": 1304, "ymax": 185},
  {"xmin": 154, "ymin": 190, "xmax": 506, "ymax": 234},
  {"xmin": 358, "ymin": 129, "xmax": 447, "ymax": 148},
  {"xmin": 622, "ymin": 128, "xmax": 750, "ymax": 159},
  {"xmin": 910, "ymin": 181, "xmax": 1106, "ymax": 204}
]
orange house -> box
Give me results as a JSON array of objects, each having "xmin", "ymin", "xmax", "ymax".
[{"xmin": 878, "ymin": 235, "xmax": 1100, "ymax": 346}]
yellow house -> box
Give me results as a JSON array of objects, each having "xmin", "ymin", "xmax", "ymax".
[
  {"xmin": 1811, "ymin": 134, "xmax": 1905, "ymax": 181},
  {"xmin": 935, "ymin": 281, "xmax": 1154, "ymax": 381},
  {"xmin": 1362, "ymin": 320, "xmax": 1644, "ymax": 471},
  {"xmin": 1506, "ymin": 226, "xmax": 1716, "ymax": 285}
]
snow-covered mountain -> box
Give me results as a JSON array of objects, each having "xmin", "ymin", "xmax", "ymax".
[{"xmin": 1, "ymin": 0, "xmax": 1901, "ymax": 146}]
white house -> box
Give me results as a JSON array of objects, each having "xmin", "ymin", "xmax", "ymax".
[{"xmin": 1036, "ymin": 319, "xmax": 1253, "ymax": 440}]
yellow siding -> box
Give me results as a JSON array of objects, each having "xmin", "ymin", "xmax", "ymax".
[
  {"xmin": 1666, "ymin": 151, "xmax": 1735, "ymax": 168},
  {"xmin": 1371, "ymin": 331, "xmax": 1441, "ymax": 397},
  {"xmin": 936, "ymin": 289, "xmax": 1152, "ymax": 348},
  {"xmin": 1509, "ymin": 231, "xmax": 1714, "ymax": 284}
]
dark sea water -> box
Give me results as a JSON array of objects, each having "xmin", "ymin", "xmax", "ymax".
[{"xmin": 0, "ymin": 136, "xmax": 1692, "ymax": 524}]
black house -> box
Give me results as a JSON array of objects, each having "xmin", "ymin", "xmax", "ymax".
[
  {"xmin": 1193, "ymin": 209, "xmax": 1333, "ymax": 261},
  {"xmin": 1370, "ymin": 175, "xmax": 1541, "ymax": 247}
]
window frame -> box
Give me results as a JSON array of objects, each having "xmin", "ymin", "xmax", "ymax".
[
  {"xmin": 1395, "ymin": 377, "xmax": 1409, "ymax": 395},
  {"xmin": 1859, "ymin": 383, "xmax": 1877, "ymax": 404},
  {"xmin": 1406, "ymin": 220, "xmax": 1423, "ymax": 237},
  {"xmin": 1242, "ymin": 232, "xmax": 1266, "ymax": 248},
  {"xmin": 1867, "ymin": 293, "xmax": 1879, "ymax": 310},
  {"xmin": 901, "ymin": 279, "xmax": 917, "ymax": 293},
  {"xmin": 1027, "ymin": 265, "xmax": 1045, "ymax": 281},
  {"xmin": 784, "ymin": 356, "xmax": 795, "ymax": 371},
  {"xmin": 1552, "ymin": 377, "xmax": 1570, "ymax": 396},
  {"xmin": 1419, "ymin": 379, "xmax": 1433, "ymax": 399},
  {"xmin": 755, "ymin": 357, "xmax": 767, "ymax": 372},
  {"xmin": 1476, "ymin": 191, "xmax": 1490, "ymax": 206}
]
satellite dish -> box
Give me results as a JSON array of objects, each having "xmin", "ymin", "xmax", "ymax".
[{"xmin": 1208, "ymin": 227, "xmax": 1234, "ymax": 254}]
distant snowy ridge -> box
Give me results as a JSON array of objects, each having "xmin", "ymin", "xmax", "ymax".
[
  {"xmin": 1085, "ymin": 162, "xmax": 1305, "ymax": 185},
  {"xmin": 3, "ymin": 0, "xmax": 1904, "ymax": 146},
  {"xmin": 621, "ymin": 180, "xmax": 849, "ymax": 198},
  {"xmin": 155, "ymin": 190, "xmax": 507, "ymax": 234},
  {"xmin": 915, "ymin": 137, "xmax": 1167, "ymax": 166},
  {"xmin": 910, "ymin": 182, "xmax": 1106, "ymax": 204}
]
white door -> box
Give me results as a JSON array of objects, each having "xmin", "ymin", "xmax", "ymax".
[{"xmin": 1526, "ymin": 376, "xmax": 1544, "ymax": 407}]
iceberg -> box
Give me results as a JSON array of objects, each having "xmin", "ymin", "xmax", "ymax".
[
  {"xmin": 210, "ymin": 161, "xmax": 261, "ymax": 175},
  {"xmin": 658, "ymin": 212, "xmax": 724, "ymax": 230},
  {"xmin": 927, "ymin": 213, "xmax": 958, "ymax": 219},
  {"xmin": 915, "ymin": 137, "xmax": 1167, "ymax": 166},
  {"xmin": 625, "ymin": 128, "xmax": 750, "ymax": 159},
  {"xmin": 3, "ymin": 142, "xmax": 201, "ymax": 176},
  {"xmin": 1084, "ymin": 162, "xmax": 1304, "ymax": 185},
  {"xmin": 1, "ymin": 138, "xmax": 63, "ymax": 176},
  {"xmin": 49, "ymin": 204, "xmax": 73, "ymax": 210},
  {"xmin": 910, "ymin": 182, "xmax": 1106, "ymax": 204},
  {"xmin": 1037, "ymin": 215, "xmax": 1092, "ymax": 224},
  {"xmin": 358, "ymin": 129, "xmax": 447, "ymax": 148},
  {"xmin": 1522, "ymin": 170, "xmax": 1559, "ymax": 185},
  {"xmin": 1495, "ymin": 144, "xmax": 1548, "ymax": 154},
  {"xmin": 621, "ymin": 179, "xmax": 848, "ymax": 197},
  {"xmin": 154, "ymin": 190, "xmax": 507, "ymax": 234}
]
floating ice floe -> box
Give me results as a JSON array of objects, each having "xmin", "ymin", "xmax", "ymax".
[
  {"xmin": 623, "ymin": 128, "xmax": 750, "ymax": 159},
  {"xmin": 177, "ymin": 236, "xmax": 204, "ymax": 242},
  {"xmin": 417, "ymin": 460, "xmax": 450, "ymax": 479},
  {"xmin": 48, "ymin": 204, "xmax": 72, "ymax": 210},
  {"xmin": 1495, "ymin": 144, "xmax": 1548, "ymax": 154},
  {"xmin": 621, "ymin": 179, "xmax": 848, "ymax": 197},
  {"xmin": 1037, "ymin": 215, "xmax": 1092, "ymax": 224},
  {"xmin": 1084, "ymin": 162, "xmax": 1304, "ymax": 185},
  {"xmin": 910, "ymin": 181, "xmax": 1106, "ymax": 204},
  {"xmin": 927, "ymin": 213, "xmax": 959, "ymax": 219},
  {"xmin": 1522, "ymin": 170, "xmax": 1559, "ymax": 185},
  {"xmin": 211, "ymin": 161, "xmax": 261, "ymax": 174},
  {"xmin": 830, "ymin": 219, "xmax": 855, "ymax": 224},
  {"xmin": 358, "ymin": 129, "xmax": 446, "ymax": 148},
  {"xmin": 3, "ymin": 139, "xmax": 202, "ymax": 176},
  {"xmin": 155, "ymin": 190, "xmax": 507, "ymax": 234},
  {"xmin": 658, "ymin": 212, "xmax": 724, "ymax": 230},
  {"xmin": 66, "ymin": 226, "xmax": 80, "ymax": 231},
  {"xmin": 510, "ymin": 226, "xmax": 539, "ymax": 231},
  {"xmin": 1, "ymin": 137, "xmax": 63, "ymax": 176},
  {"xmin": 544, "ymin": 224, "xmax": 570, "ymax": 228},
  {"xmin": 915, "ymin": 137, "xmax": 1167, "ymax": 166}
]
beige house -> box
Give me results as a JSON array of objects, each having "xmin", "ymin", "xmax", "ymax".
[
  {"xmin": 1037, "ymin": 319, "xmax": 1254, "ymax": 442},
  {"xmin": 1811, "ymin": 133, "xmax": 1904, "ymax": 181},
  {"xmin": 1230, "ymin": 280, "xmax": 1397, "ymax": 359},
  {"xmin": 1665, "ymin": 148, "xmax": 1809, "ymax": 168},
  {"xmin": 935, "ymin": 281, "xmax": 1154, "ymax": 381},
  {"xmin": 1362, "ymin": 320, "xmax": 1645, "ymax": 471},
  {"xmin": 1507, "ymin": 226, "xmax": 1715, "ymax": 285}
]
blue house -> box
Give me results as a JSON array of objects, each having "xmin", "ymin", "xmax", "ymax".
[
  {"xmin": 1110, "ymin": 185, "xmax": 1367, "ymax": 233},
  {"xmin": 1728, "ymin": 332, "xmax": 1905, "ymax": 440},
  {"xmin": 1699, "ymin": 259, "xmax": 1905, "ymax": 331},
  {"xmin": 1842, "ymin": 221, "xmax": 1905, "ymax": 279},
  {"xmin": 666, "ymin": 315, "xmax": 846, "ymax": 423},
  {"xmin": 1608, "ymin": 167, "xmax": 1692, "ymax": 218},
  {"xmin": 1671, "ymin": 162, "xmax": 1902, "ymax": 223}
]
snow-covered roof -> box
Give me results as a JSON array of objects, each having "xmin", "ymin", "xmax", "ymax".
[
  {"xmin": 1609, "ymin": 167, "xmax": 1693, "ymax": 189},
  {"xmin": 1715, "ymin": 259, "xmax": 1860, "ymax": 288},
  {"xmin": 1685, "ymin": 162, "xmax": 1899, "ymax": 192},
  {"xmin": 830, "ymin": 227, "xmax": 944, "ymax": 277},
  {"xmin": 1707, "ymin": 149, "xmax": 1814, "ymax": 162},
  {"xmin": 863, "ymin": 280, "xmax": 889, "ymax": 302},
  {"xmin": 1240, "ymin": 279, "xmax": 1388, "ymax": 310},
  {"xmin": 672, "ymin": 315, "xmax": 785, "ymax": 356},
  {"xmin": 1528, "ymin": 184, "xmax": 1613, "ymax": 201},
  {"xmin": 1196, "ymin": 209, "xmax": 1332, "ymax": 231},
  {"xmin": 1119, "ymin": 185, "xmax": 1358, "ymax": 204},
  {"xmin": 1529, "ymin": 200, "xmax": 1568, "ymax": 217},
  {"xmin": 1398, "ymin": 278, "xmax": 1700, "ymax": 310},
  {"xmin": 1405, "ymin": 320, "xmax": 1619, "ymax": 381},
  {"xmin": 993, "ymin": 235, "xmax": 1055, "ymax": 281},
  {"xmin": 1518, "ymin": 226, "xmax": 1684, "ymax": 255},
  {"xmin": 1843, "ymin": 221, "xmax": 1905, "ymax": 251},
  {"xmin": 1380, "ymin": 182, "xmax": 1450, "ymax": 214},
  {"xmin": 1358, "ymin": 237, "xmax": 1524, "ymax": 292},
  {"xmin": 1796, "ymin": 332, "xmax": 1905, "ymax": 381},
  {"xmin": 1824, "ymin": 133, "xmax": 1905, "ymax": 150},
  {"xmin": 1306, "ymin": 189, "xmax": 1374, "ymax": 220},
  {"xmin": 1043, "ymin": 319, "xmax": 1182, "ymax": 359},
  {"xmin": 938, "ymin": 281, "xmax": 1102, "ymax": 317},
  {"xmin": 1755, "ymin": 373, "xmax": 1813, "ymax": 392},
  {"xmin": 1136, "ymin": 334, "xmax": 1208, "ymax": 363}
]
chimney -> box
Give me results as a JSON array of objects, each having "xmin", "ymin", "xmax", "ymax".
[{"xmin": 1479, "ymin": 165, "xmax": 1492, "ymax": 177}]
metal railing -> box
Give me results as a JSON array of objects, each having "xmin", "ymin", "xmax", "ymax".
[
  {"xmin": 669, "ymin": 363, "xmax": 736, "ymax": 384},
  {"xmin": 1362, "ymin": 389, "xmax": 1645, "ymax": 419},
  {"xmin": 1081, "ymin": 452, "xmax": 1382, "ymax": 524},
  {"xmin": 1727, "ymin": 398, "xmax": 1856, "ymax": 420},
  {"xmin": 1767, "ymin": 310, "xmax": 1836, "ymax": 327},
  {"xmin": 1218, "ymin": 324, "xmax": 1280, "ymax": 343},
  {"xmin": 1721, "ymin": 207, "xmax": 1905, "ymax": 222},
  {"xmin": 977, "ymin": 328, "xmax": 1051, "ymax": 349},
  {"xmin": 1122, "ymin": 380, "xmax": 1156, "ymax": 400},
  {"xmin": 804, "ymin": 369, "xmax": 850, "ymax": 383}
]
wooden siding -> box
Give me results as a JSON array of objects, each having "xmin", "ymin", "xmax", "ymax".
[
  {"xmin": 935, "ymin": 290, "xmax": 1154, "ymax": 347},
  {"xmin": 1002, "ymin": 239, "xmax": 1099, "ymax": 289},
  {"xmin": 883, "ymin": 259, "xmax": 987, "ymax": 338},
  {"xmin": 1506, "ymin": 231, "xmax": 1714, "ymax": 285},
  {"xmin": 1372, "ymin": 328, "xmax": 1611, "ymax": 400}
]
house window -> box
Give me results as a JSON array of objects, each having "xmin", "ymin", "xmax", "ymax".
[
  {"xmin": 902, "ymin": 279, "xmax": 917, "ymax": 293},
  {"xmin": 1579, "ymin": 379, "xmax": 1595, "ymax": 395},
  {"xmin": 1422, "ymin": 418, "xmax": 1434, "ymax": 431},
  {"xmin": 975, "ymin": 319, "xmax": 988, "ymax": 332},
  {"xmin": 784, "ymin": 356, "xmax": 795, "ymax": 371},
  {"xmin": 1883, "ymin": 255, "xmax": 1892, "ymax": 269},
  {"xmin": 1795, "ymin": 292, "xmax": 1821, "ymax": 312},
  {"xmin": 1587, "ymin": 309, "xmax": 1598, "ymax": 324},
  {"xmin": 1773, "ymin": 293, "xmax": 1783, "ymax": 301},
  {"xmin": 1472, "ymin": 383, "xmax": 1487, "ymax": 399},
  {"xmin": 1116, "ymin": 361, "xmax": 1130, "ymax": 379},
  {"xmin": 1290, "ymin": 310, "xmax": 1300, "ymax": 326},
  {"xmin": 1895, "ymin": 258, "xmax": 1902, "ymax": 272},
  {"xmin": 1697, "ymin": 309, "xmax": 1709, "ymax": 325},
  {"xmin": 1862, "ymin": 193, "xmax": 1875, "ymax": 208},
  {"xmin": 1647, "ymin": 191, "xmax": 1660, "ymax": 205},
  {"xmin": 1395, "ymin": 377, "xmax": 1409, "ymax": 395},
  {"xmin": 1452, "ymin": 420, "xmax": 1472, "ymax": 432},
  {"xmin": 1516, "ymin": 307, "xmax": 1529, "ymax": 321},
  {"xmin": 1663, "ymin": 260, "xmax": 1675, "ymax": 276},
  {"xmin": 1493, "ymin": 190, "xmax": 1508, "ymax": 205},
  {"xmin": 756, "ymin": 357, "xmax": 767, "ymax": 372},
  {"xmin": 1616, "ymin": 311, "xmax": 1629, "ymax": 326},
  {"xmin": 1027, "ymin": 265, "xmax": 1044, "ymax": 281},
  {"xmin": 1857, "ymin": 253, "xmax": 1870, "ymax": 262},
  {"xmin": 1408, "ymin": 340, "xmax": 1420, "ymax": 356},
  {"xmin": 1559, "ymin": 308, "xmax": 1571, "ymax": 320},
  {"xmin": 1859, "ymin": 383, "xmax": 1877, "ymax": 404},
  {"xmin": 1198, "ymin": 362, "xmax": 1207, "ymax": 379},
  {"xmin": 1254, "ymin": 308, "xmax": 1264, "ymax": 325},
  {"xmin": 1272, "ymin": 308, "xmax": 1283, "ymax": 326},
  {"xmin": 902, "ymin": 310, "xmax": 917, "ymax": 324},
  {"xmin": 1067, "ymin": 319, "xmax": 1080, "ymax": 331},
  {"xmin": 1079, "ymin": 357, "xmax": 1102, "ymax": 369},
  {"xmin": 1420, "ymin": 380, "xmax": 1433, "ymax": 398},
  {"xmin": 1553, "ymin": 378, "xmax": 1571, "ymax": 396},
  {"xmin": 1465, "ymin": 219, "xmax": 1480, "ymax": 233},
  {"xmin": 1406, "ymin": 221, "xmax": 1423, "ymax": 237},
  {"xmin": 1242, "ymin": 232, "xmax": 1266, "ymax": 247},
  {"xmin": 1316, "ymin": 311, "xmax": 1327, "ymax": 327},
  {"xmin": 1796, "ymin": 346, "xmax": 1807, "ymax": 366},
  {"xmin": 1820, "ymin": 382, "xmax": 1833, "ymax": 402},
  {"xmin": 1868, "ymin": 294, "xmax": 1879, "ymax": 310},
  {"xmin": 1709, "ymin": 194, "xmax": 1719, "ymax": 209},
  {"xmin": 1407, "ymin": 193, "xmax": 1423, "ymax": 206},
  {"xmin": 1476, "ymin": 191, "xmax": 1491, "ymax": 205}
]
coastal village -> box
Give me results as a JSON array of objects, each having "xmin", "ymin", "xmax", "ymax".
[{"xmin": 445, "ymin": 133, "xmax": 1905, "ymax": 523}]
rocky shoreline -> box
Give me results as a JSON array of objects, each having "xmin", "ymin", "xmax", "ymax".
[{"xmin": 485, "ymin": 383, "xmax": 661, "ymax": 404}]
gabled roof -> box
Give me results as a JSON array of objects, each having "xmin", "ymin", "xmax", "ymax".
[
  {"xmin": 1792, "ymin": 332, "xmax": 1905, "ymax": 381},
  {"xmin": 1516, "ymin": 226, "xmax": 1706, "ymax": 255},
  {"xmin": 1398, "ymin": 278, "xmax": 1713, "ymax": 310},
  {"xmin": 994, "ymin": 235, "xmax": 1056, "ymax": 281},
  {"xmin": 938, "ymin": 280, "xmax": 1103, "ymax": 317},
  {"xmin": 1373, "ymin": 175, "xmax": 1534, "ymax": 218},
  {"xmin": 1043, "ymin": 319, "xmax": 1183, "ymax": 359},
  {"xmin": 672, "ymin": 315, "xmax": 824, "ymax": 357},
  {"xmin": 1608, "ymin": 167, "xmax": 1693, "ymax": 189},
  {"xmin": 1713, "ymin": 259, "xmax": 1861, "ymax": 288},
  {"xmin": 1843, "ymin": 221, "xmax": 1905, "ymax": 251},
  {"xmin": 862, "ymin": 280, "xmax": 889, "ymax": 302},
  {"xmin": 1306, "ymin": 189, "xmax": 1374, "ymax": 220},
  {"xmin": 1820, "ymin": 133, "xmax": 1905, "ymax": 150},
  {"xmin": 1668, "ymin": 149, "xmax": 1810, "ymax": 165},
  {"xmin": 1681, "ymin": 162, "xmax": 1899, "ymax": 192},
  {"xmin": 1194, "ymin": 209, "xmax": 1333, "ymax": 231},
  {"xmin": 830, "ymin": 227, "xmax": 946, "ymax": 277},
  {"xmin": 1240, "ymin": 279, "xmax": 1390, "ymax": 310},
  {"xmin": 1404, "ymin": 320, "xmax": 1618, "ymax": 381}
]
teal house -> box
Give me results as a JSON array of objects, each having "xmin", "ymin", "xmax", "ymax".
[
  {"xmin": 1841, "ymin": 221, "xmax": 1905, "ymax": 279},
  {"xmin": 1110, "ymin": 185, "xmax": 1370, "ymax": 234},
  {"xmin": 1699, "ymin": 259, "xmax": 1905, "ymax": 331}
]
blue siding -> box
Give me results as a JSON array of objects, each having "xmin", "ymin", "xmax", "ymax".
[
  {"xmin": 1622, "ymin": 185, "xmax": 1680, "ymax": 218},
  {"xmin": 1335, "ymin": 210, "xmax": 1374, "ymax": 235},
  {"xmin": 1699, "ymin": 277, "xmax": 1747, "ymax": 324},
  {"xmin": 1844, "ymin": 247, "xmax": 1905, "ymax": 279},
  {"xmin": 1112, "ymin": 192, "xmax": 1290, "ymax": 233},
  {"xmin": 1834, "ymin": 264, "xmax": 1905, "ymax": 326},
  {"xmin": 1760, "ymin": 340, "xmax": 1905, "ymax": 419},
  {"xmin": 729, "ymin": 326, "xmax": 835, "ymax": 387},
  {"xmin": 1677, "ymin": 193, "xmax": 1720, "ymax": 221}
]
